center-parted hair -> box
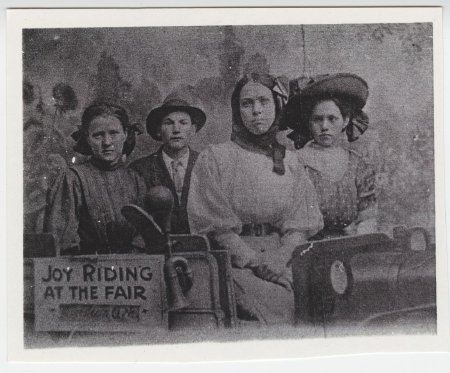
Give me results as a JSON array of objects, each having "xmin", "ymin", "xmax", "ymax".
[
  {"xmin": 231, "ymin": 73, "xmax": 287, "ymax": 133},
  {"xmin": 72, "ymin": 102, "xmax": 138, "ymax": 156},
  {"xmin": 230, "ymin": 73, "xmax": 289, "ymax": 175}
]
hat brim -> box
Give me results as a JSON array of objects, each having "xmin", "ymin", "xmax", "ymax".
[
  {"xmin": 146, "ymin": 105, "xmax": 206, "ymax": 141},
  {"xmin": 301, "ymin": 73, "xmax": 369, "ymax": 108}
]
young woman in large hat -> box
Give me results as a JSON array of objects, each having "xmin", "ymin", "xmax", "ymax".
[
  {"xmin": 187, "ymin": 73, "xmax": 323, "ymax": 325},
  {"xmin": 129, "ymin": 91, "xmax": 206, "ymax": 234},
  {"xmin": 44, "ymin": 102, "xmax": 146, "ymax": 254},
  {"xmin": 284, "ymin": 73, "xmax": 377, "ymax": 240}
]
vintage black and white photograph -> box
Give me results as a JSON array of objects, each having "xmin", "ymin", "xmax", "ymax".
[{"xmin": 6, "ymin": 7, "xmax": 448, "ymax": 361}]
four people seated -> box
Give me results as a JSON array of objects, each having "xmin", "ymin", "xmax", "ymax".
[{"xmin": 43, "ymin": 72, "xmax": 376, "ymax": 324}]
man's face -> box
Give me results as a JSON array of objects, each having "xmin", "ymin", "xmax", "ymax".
[
  {"xmin": 159, "ymin": 111, "xmax": 196, "ymax": 153},
  {"xmin": 86, "ymin": 115, "xmax": 126, "ymax": 164}
]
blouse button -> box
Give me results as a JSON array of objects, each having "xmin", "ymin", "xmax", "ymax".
[{"xmin": 260, "ymin": 248, "xmax": 265, "ymax": 253}]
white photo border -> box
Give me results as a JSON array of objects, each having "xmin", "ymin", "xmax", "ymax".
[{"xmin": 5, "ymin": 5, "xmax": 449, "ymax": 363}]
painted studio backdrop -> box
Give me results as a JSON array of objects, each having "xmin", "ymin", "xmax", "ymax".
[{"xmin": 22, "ymin": 24, "xmax": 434, "ymax": 237}]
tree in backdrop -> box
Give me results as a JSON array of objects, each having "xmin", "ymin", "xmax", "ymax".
[
  {"xmin": 218, "ymin": 26, "xmax": 245, "ymax": 99},
  {"xmin": 354, "ymin": 24, "xmax": 434, "ymax": 231},
  {"xmin": 92, "ymin": 52, "xmax": 125, "ymax": 104},
  {"xmin": 23, "ymin": 80, "xmax": 72, "ymax": 233},
  {"xmin": 191, "ymin": 26, "xmax": 245, "ymax": 113}
]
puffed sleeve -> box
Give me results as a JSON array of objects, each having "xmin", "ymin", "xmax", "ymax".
[
  {"xmin": 279, "ymin": 163, "xmax": 324, "ymax": 259},
  {"xmin": 187, "ymin": 147, "xmax": 257, "ymax": 268},
  {"xmin": 43, "ymin": 169, "xmax": 83, "ymax": 254}
]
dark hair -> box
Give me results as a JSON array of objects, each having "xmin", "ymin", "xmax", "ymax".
[
  {"xmin": 73, "ymin": 102, "xmax": 136, "ymax": 156},
  {"xmin": 304, "ymin": 96, "xmax": 355, "ymax": 124},
  {"xmin": 287, "ymin": 94, "xmax": 363, "ymax": 149},
  {"xmin": 231, "ymin": 73, "xmax": 284, "ymax": 131}
]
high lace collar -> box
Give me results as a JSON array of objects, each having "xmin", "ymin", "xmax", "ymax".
[{"xmin": 231, "ymin": 126, "xmax": 286, "ymax": 175}]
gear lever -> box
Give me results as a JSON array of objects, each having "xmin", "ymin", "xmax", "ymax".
[{"xmin": 145, "ymin": 186, "xmax": 175, "ymax": 255}]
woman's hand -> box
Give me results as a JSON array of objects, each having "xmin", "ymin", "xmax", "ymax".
[
  {"xmin": 355, "ymin": 218, "xmax": 377, "ymax": 235},
  {"xmin": 343, "ymin": 222, "xmax": 357, "ymax": 236},
  {"xmin": 344, "ymin": 218, "xmax": 377, "ymax": 236},
  {"xmin": 246, "ymin": 258, "xmax": 293, "ymax": 291}
]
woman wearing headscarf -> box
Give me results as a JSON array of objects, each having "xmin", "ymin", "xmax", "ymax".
[
  {"xmin": 187, "ymin": 73, "xmax": 323, "ymax": 325},
  {"xmin": 44, "ymin": 102, "xmax": 146, "ymax": 255},
  {"xmin": 284, "ymin": 73, "xmax": 377, "ymax": 240}
]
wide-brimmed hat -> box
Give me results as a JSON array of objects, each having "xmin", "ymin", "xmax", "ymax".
[
  {"xmin": 146, "ymin": 91, "xmax": 206, "ymax": 141},
  {"xmin": 284, "ymin": 73, "xmax": 370, "ymax": 149},
  {"xmin": 284, "ymin": 73, "xmax": 368, "ymax": 129},
  {"xmin": 290, "ymin": 73, "xmax": 368, "ymax": 108}
]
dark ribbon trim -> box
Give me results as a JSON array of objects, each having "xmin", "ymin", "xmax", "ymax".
[
  {"xmin": 345, "ymin": 110, "xmax": 369, "ymax": 142},
  {"xmin": 232, "ymin": 132, "xmax": 286, "ymax": 175}
]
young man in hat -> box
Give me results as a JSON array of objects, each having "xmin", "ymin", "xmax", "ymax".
[{"xmin": 129, "ymin": 92, "xmax": 206, "ymax": 234}]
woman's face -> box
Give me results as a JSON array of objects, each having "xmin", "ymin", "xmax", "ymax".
[
  {"xmin": 86, "ymin": 115, "xmax": 127, "ymax": 164},
  {"xmin": 309, "ymin": 100, "xmax": 349, "ymax": 147},
  {"xmin": 239, "ymin": 82, "xmax": 276, "ymax": 135}
]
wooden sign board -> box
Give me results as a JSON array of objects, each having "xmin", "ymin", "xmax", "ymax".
[{"xmin": 33, "ymin": 255, "xmax": 168, "ymax": 332}]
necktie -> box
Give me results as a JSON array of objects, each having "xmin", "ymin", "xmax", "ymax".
[{"xmin": 171, "ymin": 160, "xmax": 184, "ymax": 196}]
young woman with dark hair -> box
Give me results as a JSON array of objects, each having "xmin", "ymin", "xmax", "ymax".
[
  {"xmin": 44, "ymin": 102, "xmax": 146, "ymax": 255},
  {"xmin": 187, "ymin": 73, "xmax": 323, "ymax": 324},
  {"xmin": 285, "ymin": 73, "xmax": 377, "ymax": 240}
]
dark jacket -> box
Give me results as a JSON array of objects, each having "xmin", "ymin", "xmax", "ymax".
[
  {"xmin": 44, "ymin": 159, "xmax": 147, "ymax": 254},
  {"xmin": 129, "ymin": 147, "xmax": 199, "ymax": 234}
]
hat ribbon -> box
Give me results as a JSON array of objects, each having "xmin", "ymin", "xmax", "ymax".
[
  {"xmin": 344, "ymin": 110, "xmax": 369, "ymax": 142},
  {"xmin": 272, "ymin": 77, "xmax": 289, "ymax": 106}
]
